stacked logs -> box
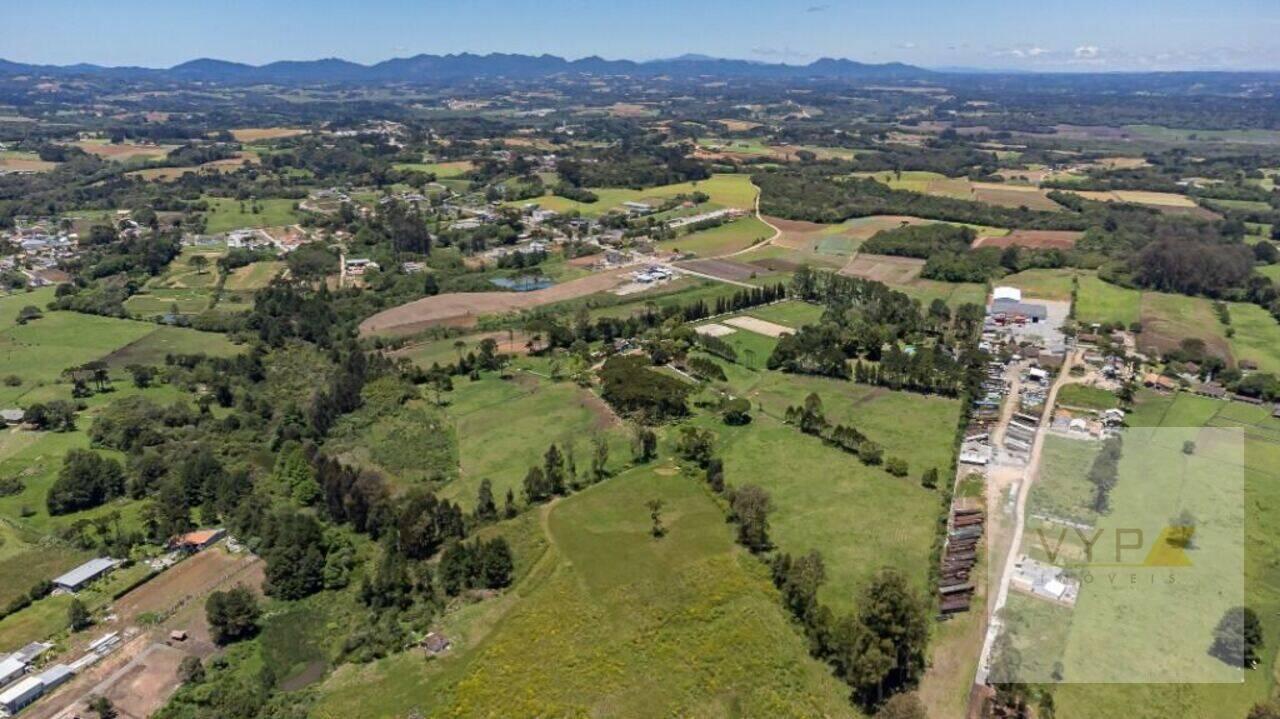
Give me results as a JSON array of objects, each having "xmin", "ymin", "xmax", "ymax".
[{"xmin": 939, "ymin": 507, "xmax": 984, "ymax": 614}]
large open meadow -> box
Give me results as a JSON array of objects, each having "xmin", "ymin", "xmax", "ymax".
[
  {"xmin": 200, "ymin": 196, "xmax": 302, "ymax": 233},
  {"xmin": 1042, "ymin": 391, "xmax": 1280, "ymax": 717},
  {"xmin": 312, "ymin": 466, "xmax": 859, "ymax": 718},
  {"xmin": 513, "ymin": 173, "xmax": 758, "ymax": 217},
  {"xmin": 690, "ymin": 363, "xmax": 960, "ymax": 610}
]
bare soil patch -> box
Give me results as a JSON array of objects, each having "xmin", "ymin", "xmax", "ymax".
[
  {"xmin": 723, "ymin": 316, "xmax": 793, "ymax": 337},
  {"xmin": 359, "ymin": 269, "xmax": 631, "ymax": 336},
  {"xmin": 0, "ymin": 156, "xmax": 57, "ymax": 172},
  {"xmin": 230, "ymin": 127, "xmax": 308, "ymax": 142},
  {"xmin": 73, "ymin": 141, "xmax": 173, "ymax": 161},
  {"xmin": 971, "ymin": 184, "xmax": 1064, "ymax": 211},
  {"xmin": 766, "ymin": 217, "xmax": 831, "ymax": 250},
  {"xmin": 716, "ymin": 119, "xmax": 762, "ymax": 132},
  {"xmin": 973, "ymin": 230, "xmax": 1083, "ymax": 251},
  {"xmin": 115, "ymin": 548, "xmax": 263, "ymax": 624},
  {"xmin": 840, "ymin": 253, "xmax": 925, "ymax": 284},
  {"xmin": 675, "ymin": 258, "xmax": 768, "ymax": 282},
  {"xmin": 578, "ymin": 388, "xmax": 622, "ymax": 430},
  {"xmin": 694, "ymin": 323, "xmax": 737, "ymax": 337},
  {"xmin": 102, "ymin": 643, "xmax": 186, "ymax": 719},
  {"xmin": 1138, "ymin": 297, "xmax": 1233, "ymax": 363},
  {"xmin": 748, "ymin": 257, "xmax": 803, "ymax": 272}
]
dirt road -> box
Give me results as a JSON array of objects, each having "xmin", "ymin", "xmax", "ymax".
[{"xmin": 974, "ymin": 350, "xmax": 1078, "ymax": 685}]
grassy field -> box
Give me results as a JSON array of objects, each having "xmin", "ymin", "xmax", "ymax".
[
  {"xmin": 998, "ymin": 268, "xmax": 1074, "ymax": 301},
  {"xmin": 229, "ymin": 127, "xmax": 308, "ymax": 142},
  {"xmin": 0, "ymin": 382, "xmax": 194, "ymax": 615},
  {"xmin": 1124, "ymin": 124, "xmax": 1280, "ymax": 146},
  {"xmin": 1138, "ymin": 291, "xmax": 1230, "ymax": 361},
  {"xmin": 746, "ymin": 299, "xmax": 825, "ymax": 327},
  {"xmin": 515, "ymin": 174, "xmax": 758, "ymax": 217},
  {"xmin": 1056, "ymin": 383, "xmax": 1120, "ymax": 411},
  {"xmin": 658, "ymin": 216, "xmax": 773, "ymax": 257},
  {"xmin": 99, "ymin": 325, "xmax": 241, "ymax": 368},
  {"xmin": 124, "ymin": 288, "xmax": 213, "ymax": 316},
  {"xmin": 200, "ymin": 196, "xmax": 301, "ymax": 233},
  {"xmin": 225, "ymin": 260, "xmax": 285, "ymax": 291},
  {"xmin": 1042, "ymin": 391, "xmax": 1280, "ymax": 717},
  {"xmin": 1075, "ymin": 274, "xmax": 1142, "ymax": 326},
  {"xmin": 312, "ymin": 466, "xmax": 858, "ymax": 718},
  {"xmin": 1227, "ymin": 302, "xmax": 1280, "ymax": 374},
  {"xmin": 0, "ymin": 300, "xmax": 155, "ymax": 404},
  {"xmin": 896, "ymin": 279, "xmax": 988, "ymax": 309},
  {"xmin": 0, "ymin": 150, "xmax": 57, "ymax": 172},
  {"xmin": 440, "ymin": 374, "xmax": 631, "ymax": 511},
  {"xmin": 392, "ymin": 160, "xmax": 474, "ymax": 178},
  {"xmin": 0, "ymin": 562, "xmax": 152, "ymax": 649},
  {"xmin": 694, "ymin": 370, "xmax": 960, "ymax": 610},
  {"xmin": 0, "ymin": 287, "xmax": 236, "ymax": 404}
]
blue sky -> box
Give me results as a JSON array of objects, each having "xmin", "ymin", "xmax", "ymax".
[{"xmin": 8, "ymin": 0, "xmax": 1280, "ymax": 71}]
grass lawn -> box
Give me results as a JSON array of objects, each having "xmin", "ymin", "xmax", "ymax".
[
  {"xmin": 0, "ymin": 385, "xmax": 186, "ymax": 601},
  {"xmin": 658, "ymin": 216, "xmax": 773, "ymax": 257},
  {"xmin": 124, "ymin": 288, "xmax": 212, "ymax": 316},
  {"xmin": 1075, "ymin": 274, "xmax": 1142, "ymax": 326},
  {"xmin": 224, "ymin": 261, "xmax": 285, "ymax": 291},
  {"xmin": 392, "ymin": 160, "xmax": 474, "ymax": 178},
  {"xmin": 1056, "ymin": 383, "xmax": 1120, "ymax": 411},
  {"xmin": 999, "ymin": 268, "xmax": 1075, "ymax": 301},
  {"xmin": 1227, "ymin": 302, "xmax": 1280, "ymax": 374},
  {"xmin": 312, "ymin": 466, "xmax": 858, "ymax": 718},
  {"xmin": 895, "ymin": 280, "xmax": 988, "ymax": 309},
  {"xmin": 691, "ymin": 371, "xmax": 959, "ymax": 611},
  {"xmin": 747, "ymin": 300, "xmax": 825, "ymax": 327},
  {"xmin": 201, "ymin": 196, "xmax": 300, "ymax": 233}
]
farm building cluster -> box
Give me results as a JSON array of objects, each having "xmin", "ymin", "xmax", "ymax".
[
  {"xmin": 1, "ymin": 218, "xmax": 82, "ymax": 288},
  {"xmin": 0, "ymin": 631, "xmax": 124, "ymax": 716}
]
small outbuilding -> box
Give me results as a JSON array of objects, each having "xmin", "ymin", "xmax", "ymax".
[{"xmin": 422, "ymin": 632, "xmax": 451, "ymax": 655}]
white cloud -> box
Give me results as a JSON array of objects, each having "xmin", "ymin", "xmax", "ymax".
[
  {"xmin": 898, "ymin": 41, "xmax": 917, "ymax": 50},
  {"xmin": 1074, "ymin": 45, "xmax": 1101, "ymax": 59},
  {"xmin": 1027, "ymin": 46, "xmax": 1048, "ymax": 57}
]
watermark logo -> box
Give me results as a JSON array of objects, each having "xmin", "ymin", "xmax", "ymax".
[{"xmin": 989, "ymin": 426, "xmax": 1244, "ymax": 684}]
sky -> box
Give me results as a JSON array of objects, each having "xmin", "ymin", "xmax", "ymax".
[{"xmin": 7, "ymin": 0, "xmax": 1280, "ymax": 72}]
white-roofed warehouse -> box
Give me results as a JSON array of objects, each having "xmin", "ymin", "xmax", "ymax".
[{"xmin": 52, "ymin": 557, "xmax": 119, "ymax": 592}]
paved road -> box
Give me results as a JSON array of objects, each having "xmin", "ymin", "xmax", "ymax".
[{"xmin": 974, "ymin": 350, "xmax": 1078, "ymax": 685}]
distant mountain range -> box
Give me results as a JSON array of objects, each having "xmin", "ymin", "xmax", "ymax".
[{"xmin": 0, "ymin": 53, "xmax": 935, "ymax": 84}]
